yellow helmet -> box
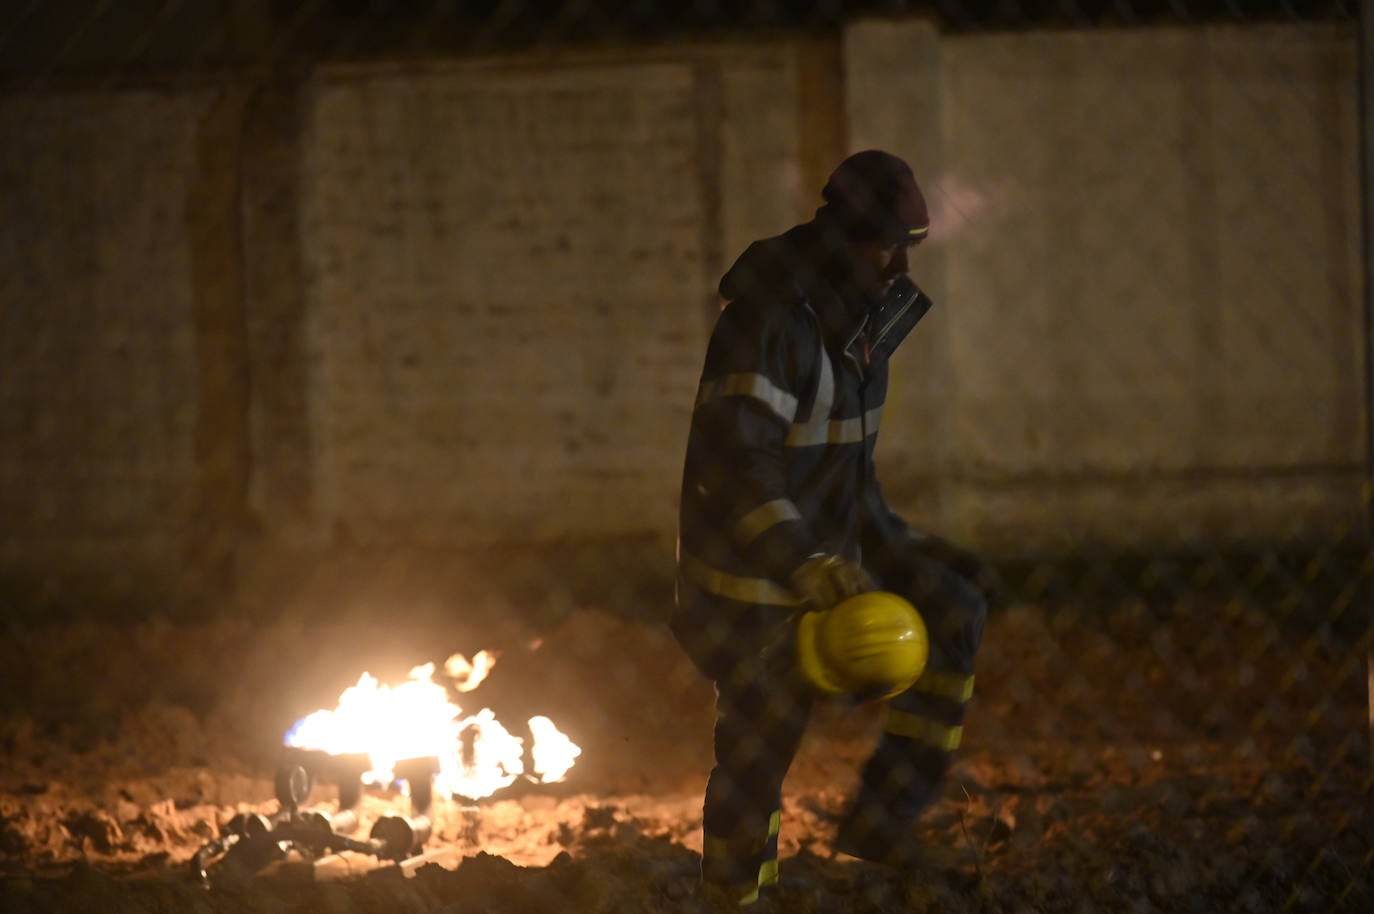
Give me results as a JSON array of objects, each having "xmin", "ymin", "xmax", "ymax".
[{"xmin": 796, "ymin": 591, "xmax": 929, "ymax": 700}]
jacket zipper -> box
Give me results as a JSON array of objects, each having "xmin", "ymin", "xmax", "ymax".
[{"xmin": 843, "ymin": 318, "xmax": 869, "ymax": 563}]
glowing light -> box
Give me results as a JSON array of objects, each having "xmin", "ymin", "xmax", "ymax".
[
  {"xmin": 444, "ymin": 709, "xmax": 524, "ymax": 800},
  {"xmin": 444, "ymin": 650, "xmax": 497, "ymax": 693},
  {"xmin": 284, "ymin": 652, "xmax": 579, "ymax": 800},
  {"xmin": 528, "ymin": 715, "xmax": 581, "ymax": 783}
]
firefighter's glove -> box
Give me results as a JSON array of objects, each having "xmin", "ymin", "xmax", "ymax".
[{"xmin": 789, "ymin": 553, "xmax": 874, "ymax": 611}]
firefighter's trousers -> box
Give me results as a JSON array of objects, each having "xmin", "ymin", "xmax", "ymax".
[{"xmin": 698, "ymin": 553, "xmax": 987, "ymax": 894}]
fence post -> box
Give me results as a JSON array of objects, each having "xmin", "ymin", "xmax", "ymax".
[{"xmin": 1361, "ymin": 0, "xmax": 1374, "ymax": 768}]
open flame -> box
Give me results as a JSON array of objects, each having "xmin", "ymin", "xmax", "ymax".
[
  {"xmin": 444, "ymin": 650, "xmax": 498, "ymax": 692},
  {"xmin": 285, "ymin": 651, "xmax": 580, "ymax": 800}
]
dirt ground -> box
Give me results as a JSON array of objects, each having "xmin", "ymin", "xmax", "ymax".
[{"xmin": 0, "ymin": 589, "xmax": 1370, "ymax": 913}]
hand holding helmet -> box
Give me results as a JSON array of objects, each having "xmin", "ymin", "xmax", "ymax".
[{"xmin": 788, "ymin": 553, "xmax": 874, "ymax": 611}]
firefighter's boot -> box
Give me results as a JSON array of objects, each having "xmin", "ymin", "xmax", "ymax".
[{"xmin": 832, "ymin": 796, "xmax": 962, "ymax": 873}]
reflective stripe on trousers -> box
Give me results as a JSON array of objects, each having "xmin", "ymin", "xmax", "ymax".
[
  {"xmin": 885, "ymin": 671, "xmax": 976, "ymax": 750},
  {"xmin": 851, "ymin": 668, "xmax": 976, "ymax": 822},
  {"xmin": 702, "ymin": 809, "xmax": 781, "ymax": 905},
  {"xmin": 701, "ymin": 636, "xmax": 811, "ymax": 891}
]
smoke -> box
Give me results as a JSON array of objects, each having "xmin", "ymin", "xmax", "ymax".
[{"xmin": 926, "ymin": 172, "xmax": 1020, "ymax": 245}]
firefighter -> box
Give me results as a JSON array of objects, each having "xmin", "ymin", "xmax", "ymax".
[{"xmin": 671, "ymin": 150, "xmax": 994, "ymax": 908}]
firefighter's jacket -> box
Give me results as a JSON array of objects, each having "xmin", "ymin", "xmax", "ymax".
[{"xmin": 672, "ymin": 222, "xmax": 932, "ymax": 679}]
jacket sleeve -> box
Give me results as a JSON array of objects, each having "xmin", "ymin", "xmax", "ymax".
[
  {"xmin": 860, "ymin": 454, "xmax": 996, "ymax": 599},
  {"xmin": 684, "ymin": 301, "xmax": 820, "ymax": 583},
  {"xmin": 859, "ymin": 450, "xmax": 915, "ymax": 585}
]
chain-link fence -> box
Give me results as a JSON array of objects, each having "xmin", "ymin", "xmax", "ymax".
[{"xmin": 0, "ymin": 2, "xmax": 1370, "ymax": 913}]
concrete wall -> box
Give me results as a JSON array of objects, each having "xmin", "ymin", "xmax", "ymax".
[
  {"xmin": 0, "ymin": 89, "xmax": 222, "ymax": 608},
  {"xmin": 292, "ymin": 44, "xmax": 844, "ymax": 550},
  {"xmin": 848, "ymin": 20, "xmax": 1363, "ymax": 552},
  {"xmin": 300, "ymin": 62, "xmax": 705, "ymax": 544},
  {"xmin": 0, "ymin": 21, "xmax": 1363, "ymax": 613}
]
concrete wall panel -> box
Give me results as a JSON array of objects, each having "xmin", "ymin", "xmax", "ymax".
[
  {"xmin": 0, "ymin": 90, "xmax": 213, "ymax": 603},
  {"xmin": 301, "ymin": 63, "xmax": 708, "ymax": 545},
  {"xmin": 841, "ymin": 20, "xmax": 953, "ymax": 531},
  {"xmin": 920, "ymin": 24, "xmax": 1361, "ymax": 548}
]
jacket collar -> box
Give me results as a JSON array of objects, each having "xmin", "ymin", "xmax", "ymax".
[
  {"xmin": 769, "ymin": 220, "xmax": 873, "ymax": 366},
  {"xmin": 793, "ymin": 232, "xmax": 871, "ymax": 365},
  {"xmin": 807, "ymin": 280, "xmax": 868, "ymax": 360}
]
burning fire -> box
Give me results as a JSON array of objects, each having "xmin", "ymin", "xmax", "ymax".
[{"xmin": 285, "ymin": 651, "xmax": 580, "ymax": 800}]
